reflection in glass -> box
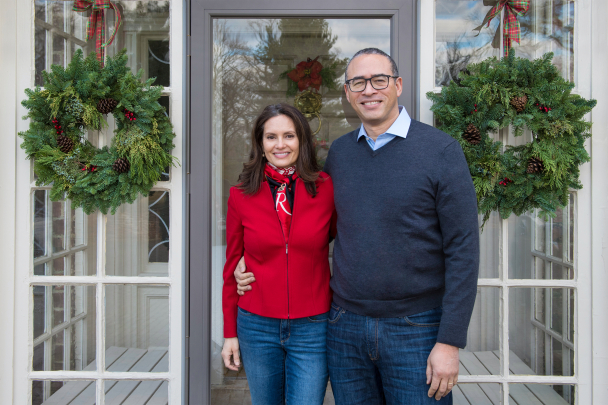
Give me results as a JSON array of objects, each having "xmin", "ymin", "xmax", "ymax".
[
  {"xmin": 148, "ymin": 39, "xmax": 170, "ymax": 87},
  {"xmin": 516, "ymin": 0, "xmax": 575, "ymax": 82},
  {"xmin": 149, "ymin": 191, "xmax": 170, "ymax": 263},
  {"xmin": 32, "ymin": 380, "xmax": 96, "ymax": 405},
  {"xmin": 105, "ymin": 379, "xmax": 168, "ymax": 403},
  {"xmin": 510, "ymin": 384, "xmax": 575, "ymax": 405},
  {"xmin": 34, "ymin": 191, "xmax": 46, "ymax": 258},
  {"xmin": 510, "ymin": 288, "xmax": 574, "ymax": 377},
  {"xmin": 435, "ymin": 1, "xmax": 500, "ymax": 86},
  {"xmin": 452, "ymin": 383, "xmax": 501, "ymax": 405},
  {"xmin": 106, "ymin": 193, "xmax": 169, "ymax": 276},
  {"xmin": 105, "ymin": 285, "xmax": 169, "ymax": 371},
  {"xmin": 108, "ymin": 1, "xmax": 170, "ymax": 83},
  {"xmin": 479, "ymin": 212, "xmax": 499, "ymax": 278},
  {"xmin": 35, "ymin": 25, "xmax": 46, "ymax": 87},
  {"xmin": 51, "ymin": 331, "xmax": 65, "ymax": 371},
  {"xmin": 210, "ymin": 17, "xmax": 390, "ymax": 389},
  {"xmin": 52, "ymin": 201, "xmax": 65, "ymax": 253},
  {"xmin": 32, "ymin": 285, "xmax": 96, "ymax": 375},
  {"xmin": 436, "ymin": 0, "xmax": 576, "ymax": 86}
]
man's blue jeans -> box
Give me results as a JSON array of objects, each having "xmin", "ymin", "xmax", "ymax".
[
  {"xmin": 327, "ymin": 303, "xmax": 452, "ymax": 405},
  {"xmin": 237, "ymin": 307, "xmax": 329, "ymax": 405}
]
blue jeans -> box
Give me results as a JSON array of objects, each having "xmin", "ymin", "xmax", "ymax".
[
  {"xmin": 327, "ymin": 303, "xmax": 452, "ymax": 405},
  {"xmin": 237, "ymin": 307, "xmax": 329, "ymax": 405}
]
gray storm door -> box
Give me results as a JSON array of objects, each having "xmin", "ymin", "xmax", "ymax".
[{"xmin": 187, "ymin": 1, "xmax": 417, "ymax": 403}]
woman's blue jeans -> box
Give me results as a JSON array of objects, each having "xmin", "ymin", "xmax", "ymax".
[
  {"xmin": 327, "ymin": 303, "xmax": 452, "ymax": 405},
  {"xmin": 237, "ymin": 307, "xmax": 329, "ymax": 405}
]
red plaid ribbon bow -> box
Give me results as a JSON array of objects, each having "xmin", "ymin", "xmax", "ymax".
[
  {"xmin": 474, "ymin": 0, "xmax": 530, "ymax": 56},
  {"xmin": 72, "ymin": 0, "xmax": 122, "ymax": 65}
]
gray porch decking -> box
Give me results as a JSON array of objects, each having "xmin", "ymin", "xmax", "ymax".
[{"xmin": 42, "ymin": 347, "xmax": 567, "ymax": 405}]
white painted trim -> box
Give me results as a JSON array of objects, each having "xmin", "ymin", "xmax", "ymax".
[
  {"xmin": 0, "ymin": 0, "xmax": 18, "ymax": 402},
  {"xmin": 30, "ymin": 277, "xmax": 172, "ymax": 285},
  {"xmin": 8, "ymin": 1, "xmax": 185, "ymax": 404},
  {"xmin": 418, "ymin": 0, "xmax": 434, "ymax": 125},
  {"xmin": 13, "ymin": 0, "xmax": 36, "ymax": 402},
  {"xmin": 588, "ymin": 0, "xmax": 608, "ymax": 402}
]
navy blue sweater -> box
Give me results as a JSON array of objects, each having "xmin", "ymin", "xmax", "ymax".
[{"xmin": 323, "ymin": 120, "xmax": 480, "ymax": 348}]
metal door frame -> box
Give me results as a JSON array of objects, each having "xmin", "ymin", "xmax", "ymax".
[{"xmin": 186, "ymin": 1, "xmax": 418, "ymax": 402}]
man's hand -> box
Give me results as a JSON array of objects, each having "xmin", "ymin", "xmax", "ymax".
[
  {"xmin": 234, "ymin": 256, "xmax": 255, "ymax": 296},
  {"xmin": 426, "ymin": 342, "xmax": 459, "ymax": 400},
  {"xmin": 221, "ymin": 337, "xmax": 241, "ymax": 371}
]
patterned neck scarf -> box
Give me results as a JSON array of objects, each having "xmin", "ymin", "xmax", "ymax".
[{"xmin": 264, "ymin": 163, "xmax": 297, "ymax": 243}]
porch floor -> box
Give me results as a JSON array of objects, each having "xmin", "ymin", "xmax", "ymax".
[{"xmin": 42, "ymin": 347, "xmax": 568, "ymax": 405}]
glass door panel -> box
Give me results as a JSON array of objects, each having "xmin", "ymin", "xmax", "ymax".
[{"xmin": 210, "ymin": 17, "xmax": 391, "ymax": 399}]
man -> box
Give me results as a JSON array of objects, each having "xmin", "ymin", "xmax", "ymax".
[{"xmin": 235, "ymin": 48, "xmax": 479, "ymax": 404}]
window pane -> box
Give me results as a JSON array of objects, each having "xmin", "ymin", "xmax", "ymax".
[
  {"xmin": 210, "ymin": 17, "xmax": 390, "ymax": 387},
  {"xmin": 435, "ymin": 1, "xmax": 501, "ymax": 86},
  {"xmin": 510, "ymin": 384, "xmax": 575, "ymax": 405},
  {"xmin": 52, "ymin": 33, "xmax": 65, "ymax": 67},
  {"xmin": 551, "ymin": 207, "xmax": 564, "ymax": 259},
  {"xmin": 71, "ymin": 207, "xmax": 85, "ymax": 247},
  {"xmin": 510, "ymin": 288, "xmax": 574, "ymax": 376},
  {"xmin": 105, "ymin": 379, "xmax": 168, "ymax": 403},
  {"xmin": 148, "ymin": 39, "xmax": 170, "ymax": 87},
  {"xmin": 104, "ymin": 285, "xmax": 169, "ymax": 371},
  {"xmin": 108, "ymin": 1, "xmax": 171, "ymax": 85},
  {"xmin": 460, "ymin": 287, "xmax": 501, "ymax": 378},
  {"xmin": 32, "ymin": 380, "xmax": 96, "ymax": 405},
  {"xmin": 32, "ymin": 342, "xmax": 45, "ymax": 371},
  {"xmin": 52, "ymin": 201, "xmax": 65, "ymax": 253},
  {"xmin": 106, "ymin": 193, "xmax": 170, "ymax": 276},
  {"xmin": 52, "ymin": 285, "xmax": 65, "ymax": 328},
  {"xmin": 149, "ymin": 191, "xmax": 170, "ymax": 263},
  {"xmin": 32, "ymin": 285, "xmax": 97, "ymax": 372},
  {"xmin": 51, "ymin": 331, "xmax": 65, "ymax": 371},
  {"xmin": 451, "ymin": 383, "xmax": 502, "ymax": 405},
  {"xmin": 515, "ymin": 0, "xmax": 575, "ymax": 82},
  {"xmin": 479, "ymin": 212, "xmax": 499, "ymax": 278},
  {"xmin": 33, "ymin": 191, "xmax": 46, "ymax": 258},
  {"xmin": 35, "ymin": 25, "xmax": 46, "ymax": 87},
  {"xmin": 33, "ymin": 285, "xmax": 46, "ymax": 339}
]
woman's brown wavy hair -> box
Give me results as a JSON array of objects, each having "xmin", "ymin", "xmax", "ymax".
[{"xmin": 237, "ymin": 103, "xmax": 321, "ymax": 196}]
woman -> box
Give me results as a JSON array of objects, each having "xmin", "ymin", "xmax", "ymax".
[{"xmin": 221, "ymin": 103, "xmax": 335, "ymax": 405}]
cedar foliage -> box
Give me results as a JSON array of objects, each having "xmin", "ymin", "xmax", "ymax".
[
  {"xmin": 19, "ymin": 49, "xmax": 177, "ymax": 214},
  {"xmin": 427, "ymin": 52, "xmax": 596, "ymax": 223}
]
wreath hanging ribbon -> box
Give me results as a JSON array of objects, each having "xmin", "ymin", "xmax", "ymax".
[
  {"xmin": 72, "ymin": 0, "xmax": 122, "ymax": 65},
  {"xmin": 474, "ymin": 0, "xmax": 530, "ymax": 56}
]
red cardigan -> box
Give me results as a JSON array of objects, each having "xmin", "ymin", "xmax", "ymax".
[{"xmin": 222, "ymin": 172, "xmax": 335, "ymax": 338}]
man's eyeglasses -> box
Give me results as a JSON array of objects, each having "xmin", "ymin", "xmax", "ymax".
[{"xmin": 345, "ymin": 75, "xmax": 399, "ymax": 92}]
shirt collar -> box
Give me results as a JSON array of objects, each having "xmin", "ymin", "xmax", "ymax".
[{"xmin": 357, "ymin": 105, "xmax": 411, "ymax": 141}]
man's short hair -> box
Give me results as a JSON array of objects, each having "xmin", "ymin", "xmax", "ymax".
[{"xmin": 344, "ymin": 48, "xmax": 399, "ymax": 82}]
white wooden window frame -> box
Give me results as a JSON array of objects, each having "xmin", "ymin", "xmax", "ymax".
[
  {"xmin": 419, "ymin": 0, "xmax": 593, "ymax": 403},
  {"xmin": 11, "ymin": 0, "xmax": 184, "ymax": 404}
]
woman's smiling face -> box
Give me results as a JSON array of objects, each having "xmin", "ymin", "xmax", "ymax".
[{"xmin": 263, "ymin": 114, "xmax": 300, "ymax": 168}]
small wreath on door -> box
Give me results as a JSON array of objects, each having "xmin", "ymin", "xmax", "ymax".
[
  {"xmin": 427, "ymin": 52, "xmax": 596, "ymax": 224},
  {"xmin": 19, "ymin": 49, "xmax": 177, "ymax": 215}
]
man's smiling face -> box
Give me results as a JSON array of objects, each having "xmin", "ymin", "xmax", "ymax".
[{"xmin": 344, "ymin": 53, "xmax": 402, "ymax": 130}]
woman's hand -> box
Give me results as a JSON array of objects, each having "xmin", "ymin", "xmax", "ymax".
[{"xmin": 221, "ymin": 337, "xmax": 241, "ymax": 371}]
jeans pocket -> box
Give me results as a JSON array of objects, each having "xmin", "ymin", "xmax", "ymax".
[
  {"xmin": 237, "ymin": 306, "xmax": 254, "ymax": 316},
  {"xmin": 404, "ymin": 306, "xmax": 442, "ymax": 327},
  {"xmin": 329, "ymin": 304, "xmax": 344, "ymax": 324},
  {"xmin": 307, "ymin": 311, "xmax": 330, "ymax": 322}
]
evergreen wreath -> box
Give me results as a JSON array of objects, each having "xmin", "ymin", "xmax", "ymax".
[
  {"xmin": 427, "ymin": 52, "xmax": 596, "ymax": 223},
  {"xmin": 19, "ymin": 49, "xmax": 177, "ymax": 214}
]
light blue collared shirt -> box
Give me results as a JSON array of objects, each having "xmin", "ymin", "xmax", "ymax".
[{"xmin": 357, "ymin": 106, "xmax": 411, "ymax": 151}]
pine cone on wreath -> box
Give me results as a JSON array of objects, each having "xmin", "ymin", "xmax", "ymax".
[
  {"xmin": 57, "ymin": 135, "xmax": 75, "ymax": 154},
  {"xmin": 527, "ymin": 157, "xmax": 544, "ymax": 174},
  {"xmin": 97, "ymin": 98, "xmax": 119, "ymax": 114},
  {"xmin": 463, "ymin": 123, "xmax": 481, "ymax": 145},
  {"xmin": 112, "ymin": 157, "xmax": 130, "ymax": 173},
  {"xmin": 510, "ymin": 95, "xmax": 528, "ymax": 113}
]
